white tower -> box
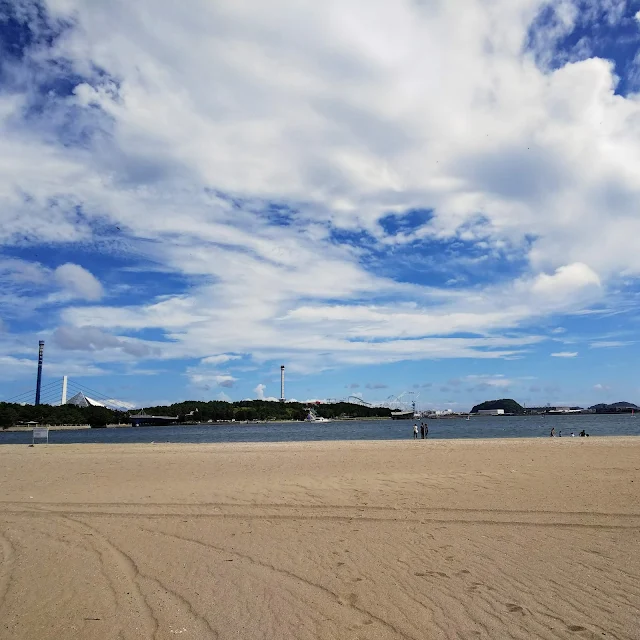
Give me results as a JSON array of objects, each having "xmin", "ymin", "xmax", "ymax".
[
  {"xmin": 280, "ymin": 365, "xmax": 285, "ymax": 403},
  {"xmin": 61, "ymin": 376, "xmax": 68, "ymax": 405}
]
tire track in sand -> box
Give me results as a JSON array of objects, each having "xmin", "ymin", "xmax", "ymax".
[
  {"xmin": 61, "ymin": 516, "xmax": 159, "ymax": 640},
  {"xmin": 0, "ymin": 528, "xmax": 16, "ymax": 608},
  {"xmin": 141, "ymin": 525, "xmax": 416, "ymax": 640},
  {"xmin": 63, "ymin": 516, "xmax": 219, "ymax": 640}
]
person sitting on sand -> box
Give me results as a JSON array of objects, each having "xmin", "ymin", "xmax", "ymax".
[
  {"xmin": 579, "ymin": 430, "xmax": 586, "ymax": 437},
  {"xmin": 413, "ymin": 424, "xmax": 418, "ymax": 439}
]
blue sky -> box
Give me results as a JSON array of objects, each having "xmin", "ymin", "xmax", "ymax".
[{"xmin": 1, "ymin": 0, "xmax": 640, "ymax": 411}]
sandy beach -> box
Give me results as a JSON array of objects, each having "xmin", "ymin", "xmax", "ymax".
[{"xmin": 0, "ymin": 437, "xmax": 638, "ymax": 639}]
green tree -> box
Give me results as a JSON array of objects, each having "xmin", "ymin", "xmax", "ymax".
[
  {"xmin": 86, "ymin": 407, "xmax": 112, "ymax": 428},
  {"xmin": 0, "ymin": 406, "xmax": 18, "ymax": 429}
]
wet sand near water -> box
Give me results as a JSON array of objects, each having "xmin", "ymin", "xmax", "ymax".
[{"xmin": 0, "ymin": 438, "xmax": 639, "ymax": 639}]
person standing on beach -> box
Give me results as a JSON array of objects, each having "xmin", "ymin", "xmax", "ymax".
[
  {"xmin": 420, "ymin": 423, "xmax": 425, "ymax": 439},
  {"xmin": 424, "ymin": 422, "xmax": 429, "ymax": 438},
  {"xmin": 413, "ymin": 424, "xmax": 418, "ymax": 439},
  {"xmin": 550, "ymin": 427, "xmax": 555, "ymax": 437}
]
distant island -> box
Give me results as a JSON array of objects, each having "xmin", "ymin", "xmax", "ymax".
[
  {"xmin": 471, "ymin": 398, "xmax": 638, "ymax": 415},
  {"xmin": 470, "ymin": 399, "xmax": 525, "ymax": 415},
  {"xmin": 588, "ymin": 401, "xmax": 638, "ymax": 413}
]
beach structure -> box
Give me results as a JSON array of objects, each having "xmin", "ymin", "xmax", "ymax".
[
  {"xmin": 130, "ymin": 411, "xmax": 178, "ymax": 427},
  {"xmin": 280, "ymin": 365, "xmax": 285, "ymax": 403},
  {"xmin": 66, "ymin": 391, "xmax": 108, "ymax": 408},
  {"xmin": 547, "ymin": 407, "xmax": 582, "ymax": 414}
]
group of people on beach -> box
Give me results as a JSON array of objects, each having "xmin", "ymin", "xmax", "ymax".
[
  {"xmin": 413, "ymin": 422, "xmax": 429, "ymax": 439},
  {"xmin": 549, "ymin": 428, "xmax": 589, "ymax": 437}
]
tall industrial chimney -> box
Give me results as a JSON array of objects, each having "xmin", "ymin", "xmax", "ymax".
[
  {"xmin": 35, "ymin": 340, "xmax": 44, "ymax": 406},
  {"xmin": 280, "ymin": 365, "xmax": 285, "ymax": 403}
]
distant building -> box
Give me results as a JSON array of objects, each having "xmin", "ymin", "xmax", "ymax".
[
  {"xmin": 66, "ymin": 392, "xmax": 106, "ymax": 408},
  {"xmin": 130, "ymin": 412, "xmax": 178, "ymax": 427},
  {"xmin": 477, "ymin": 409, "xmax": 505, "ymax": 416},
  {"xmin": 547, "ymin": 407, "xmax": 582, "ymax": 414}
]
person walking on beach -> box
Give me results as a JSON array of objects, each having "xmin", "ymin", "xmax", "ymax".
[
  {"xmin": 550, "ymin": 427, "xmax": 555, "ymax": 437},
  {"xmin": 420, "ymin": 423, "xmax": 425, "ymax": 439},
  {"xmin": 413, "ymin": 424, "xmax": 418, "ymax": 439}
]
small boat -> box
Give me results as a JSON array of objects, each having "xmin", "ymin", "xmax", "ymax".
[{"xmin": 305, "ymin": 408, "xmax": 331, "ymax": 423}]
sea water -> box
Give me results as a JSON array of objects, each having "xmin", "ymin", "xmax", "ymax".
[{"xmin": 0, "ymin": 414, "xmax": 638, "ymax": 445}]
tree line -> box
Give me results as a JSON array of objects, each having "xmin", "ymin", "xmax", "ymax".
[
  {"xmin": 0, "ymin": 402, "xmax": 125, "ymax": 429},
  {"xmin": 0, "ymin": 399, "xmax": 391, "ymax": 428},
  {"xmin": 144, "ymin": 400, "xmax": 391, "ymax": 423}
]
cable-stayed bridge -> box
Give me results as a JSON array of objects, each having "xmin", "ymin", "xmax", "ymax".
[{"xmin": 4, "ymin": 377, "xmax": 134, "ymax": 412}]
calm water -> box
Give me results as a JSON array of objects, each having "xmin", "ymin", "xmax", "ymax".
[{"xmin": 0, "ymin": 414, "xmax": 638, "ymax": 445}]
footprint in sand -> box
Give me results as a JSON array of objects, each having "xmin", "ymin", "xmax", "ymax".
[
  {"xmin": 567, "ymin": 624, "xmax": 587, "ymax": 633},
  {"xmin": 506, "ymin": 603, "xmax": 525, "ymax": 615}
]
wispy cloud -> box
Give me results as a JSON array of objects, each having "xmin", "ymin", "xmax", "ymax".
[
  {"xmin": 589, "ymin": 341, "xmax": 633, "ymax": 349},
  {"xmin": 551, "ymin": 352, "xmax": 578, "ymax": 358}
]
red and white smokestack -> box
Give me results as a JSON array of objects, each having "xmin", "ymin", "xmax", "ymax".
[{"xmin": 280, "ymin": 365, "xmax": 285, "ymax": 402}]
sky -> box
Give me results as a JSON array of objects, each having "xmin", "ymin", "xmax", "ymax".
[{"xmin": 1, "ymin": 0, "xmax": 640, "ymax": 411}]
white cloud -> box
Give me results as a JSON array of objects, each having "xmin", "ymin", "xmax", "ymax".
[
  {"xmin": 186, "ymin": 367, "xmax": 238, "ymax": 390},
  {"xmin": 589, "ymin": 341, "xmax": 632, "ymax": 348},
  {"xmin": 551, "ymin": 351, "xmax": 578, "ymax": 358},
  {"xmin": 635, "ymin": 10, "xmax": 640, "ymax": 24},
  {"xmin": 464, "ymin": 374, "xmax": 513, "ymax": 388},
  {"xmin": 201, "ymin": 354, "xmax": 241, "ymax": 365},
  {"xmin": 54, "ymin": 325, "xmax": 156, "ymax": 358},
  {"xmin": 593, "ymin": 383, "xmax": 610, "ymax": 391},
  {"xmin": 2, "ymin": 1, "xmax": 640, "ymax": 378},
  {"xmin": 213, "ymin": 375, "xmax": 236, "ymax": 388},
  {"xmin": 530, "ymin": 263, "xmax": 600, "ymax": 301},
  {"xmin": 0, "ymin": 355, "xmax": 106, "ymax": 384},
  {"xmin": 0, "ymin": 259, "xmax": 104, "ymax": 304},
  {"xmin": 53, "ymin": 264, "xmax": 104, "ymax": 301},
  {"xmin": 253, "ymin": 383, "xmax": 279, "ymax": 401}
]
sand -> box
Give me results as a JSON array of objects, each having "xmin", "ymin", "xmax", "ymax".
[{"xmin": 0, "ymin": 437, "xmax": 639, "ymax": 640}]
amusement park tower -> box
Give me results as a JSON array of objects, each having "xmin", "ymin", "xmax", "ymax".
[{"xmin": 280, "ymin": 365, "xmax": 285, "ymax": 403}]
